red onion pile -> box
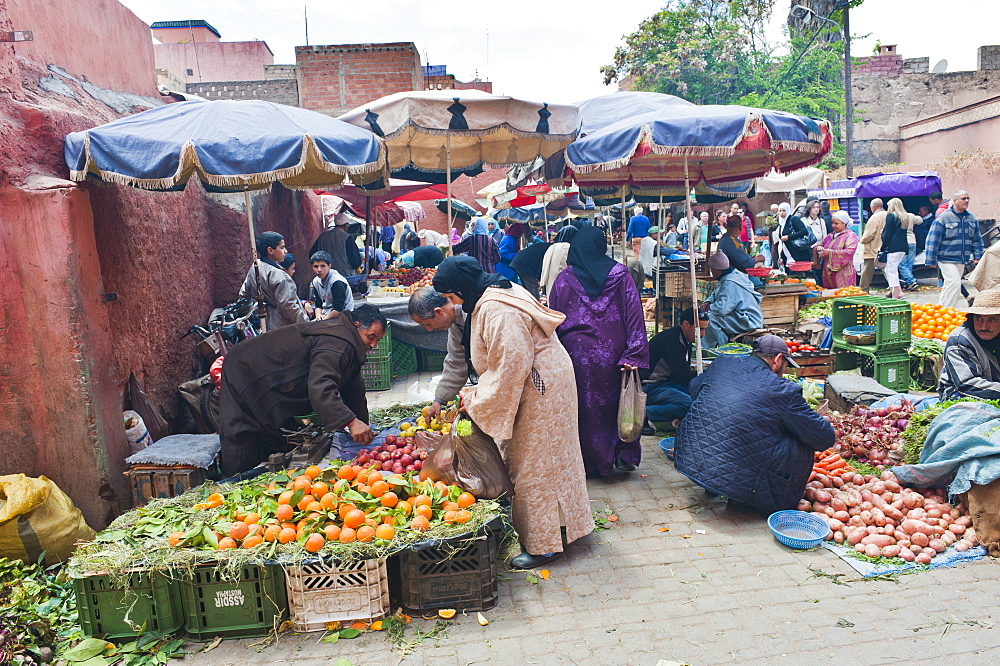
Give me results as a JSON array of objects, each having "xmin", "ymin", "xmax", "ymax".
[
  {"xmin": 823, "ymin": 401, "xmax": 915, "ymax": 469},
  {"xmin": 351, "ymin": 434, "xmax": 426, "ymax": 475}
]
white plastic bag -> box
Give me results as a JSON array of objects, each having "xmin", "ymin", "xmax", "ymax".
[
  {"xmin": 617, "ymin": 369, "xmax": 646, "ymax": 442},
  {"xmin": 124, "ymin": 410, "xmax": 153, "ymax": 454}
]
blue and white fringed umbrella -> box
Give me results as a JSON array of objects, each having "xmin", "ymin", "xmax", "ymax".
[{"xmin": 65, "ymin": 99, "xmax": 388, "ymax": 331}]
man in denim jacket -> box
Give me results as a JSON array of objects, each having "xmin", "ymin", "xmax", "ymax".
[{"xmin": 925, "ymin": 190, "xmax": 984, "ymax": 308}]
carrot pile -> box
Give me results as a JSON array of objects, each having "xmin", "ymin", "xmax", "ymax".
[{"xmin": 809, "ymin": 448, "xmax": 854, "ymax": 482}]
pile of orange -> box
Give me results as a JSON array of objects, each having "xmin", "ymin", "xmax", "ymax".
[
  {"xmin": 169, "ymin": 464, "xmax": 478, "ymax": 553},
  {"xmin": 911, "ymin": 303, "xmax": 967, "ymax": 341}
]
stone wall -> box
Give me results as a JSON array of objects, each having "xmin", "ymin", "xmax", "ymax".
[
  {"xmin": 851, "ymin": 69, "xmax": 1000, "ymax": 165},
  {"xmin": 186, "ymin": 78, "xmax": 299, "ymax": 106},
  {"xmin": 978, "ymin": 45, "xmax": 1000, "ymax": 71}
]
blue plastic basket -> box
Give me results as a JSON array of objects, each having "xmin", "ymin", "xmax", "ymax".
[
  {"xmin": 767, "ymin": 510, "xmax": 829, "ymax": 549},
  {"xmin": 658, "ymin": 437, "xmax": 675, "ymax": 460}
]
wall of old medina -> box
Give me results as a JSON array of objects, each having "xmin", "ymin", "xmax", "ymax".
[
  {"xmin": 0, "ymin": 0, "xmax": 322, "ymax": 527},
  {"xmin": 851, "ymin": 69, "xmax": 1000, "ymax": 166},
  {"xmin": 154, "ymin": 41, "xmax": 274, "ymax": 85}
]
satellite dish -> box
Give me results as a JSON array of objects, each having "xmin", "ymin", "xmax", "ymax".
[{"xmin": 932, "ymin": 59, "xmax": 948, "ymax": 73}]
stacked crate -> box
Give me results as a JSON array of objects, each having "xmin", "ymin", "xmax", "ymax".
[{"xmin": 831, "ymin": 296, "xmax": 912, "ymax": 391}]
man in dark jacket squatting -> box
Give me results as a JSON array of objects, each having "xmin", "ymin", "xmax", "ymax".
[
  {"xmin": 674, "ymin": 334, "xmax": 835, "ymax": 514},
  {"xmin": 218, "ymin": 304, "xmax": 387, "ymax": 476}
]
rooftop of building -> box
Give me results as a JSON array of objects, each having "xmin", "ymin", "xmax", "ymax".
[{"xmin": 150, "ymin": 20, "xmax": 221, "ymax": 39}]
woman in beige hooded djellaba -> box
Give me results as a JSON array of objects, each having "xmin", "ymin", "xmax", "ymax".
[{"xmin": 433, "ymin": 256, "xmax": 594, "ymax": 569}]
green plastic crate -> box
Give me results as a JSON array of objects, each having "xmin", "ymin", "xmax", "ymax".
[
  {"xmin": 362, "ymin": 354, "xmax": 393, "ymax": 391},
  {"xmin": 179, "ymin": 563, "xmax": 288, "ymax": 639},
  {"xmin": 831, "ymin": 296, "xmax": 911, "ymax": 352},
  {"xmin": 73, "ymin": 570, "xmax": 184, "ymax": 639},
  {"xmin": 391, "ymin": 338, "xmax": 418, "ymax": 377},
  {"xmin": 417, "ymin": 348, "xmax": 447, "ymax": 372},
  {"xmin": 833, "ymin": 345, "xmax": 911, "ymax": 392}
]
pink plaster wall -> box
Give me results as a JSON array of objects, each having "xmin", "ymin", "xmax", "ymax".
[
  {"xmin": 154, "ymin": 41, "xmax": 273, "ymax": 83},
  {"xmin": 153, "ymin": 26, "xmax": 220, "ymax": 44},
  {"xmin": 6, "ymin": 0, "xmax": 158, "ymax": 95}
]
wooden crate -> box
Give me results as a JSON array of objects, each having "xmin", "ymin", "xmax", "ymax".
[
  {"xmin": 760, "ymin": 293, "xmax": 800, "ymax": 328},
  {"xmin": 791, "ymin": 353, "xmax": 835, "ymax": 378},
  {"xmin": 125, "ymin": 466, "xmax": 206, "ymax": 506},
  {"xmin": 659, "ymin": 272, "xmax": 694, "ymax": 297}
]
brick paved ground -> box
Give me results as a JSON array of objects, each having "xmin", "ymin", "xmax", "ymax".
[{"xmin": 192, "ymin": 282, "xmax": 999, "ymax": 664}]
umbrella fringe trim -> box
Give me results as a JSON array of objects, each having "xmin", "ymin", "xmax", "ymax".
[{"xmin": 381, "ymin": 119, "xmax": 577, "ymax": 143}]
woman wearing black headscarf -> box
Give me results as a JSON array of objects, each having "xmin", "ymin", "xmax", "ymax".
[
  {"xmin": 432, "ymin": 257, "xmax": 594, "ymax": 569},
  {"xmin": 547, "ymin": 227, "xmax": 650, "ymax": 477}
]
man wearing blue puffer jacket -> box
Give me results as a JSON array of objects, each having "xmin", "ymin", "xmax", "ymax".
[{"xmin": 674, "ymin": 335, "xmax": 835, "ymax": 515}]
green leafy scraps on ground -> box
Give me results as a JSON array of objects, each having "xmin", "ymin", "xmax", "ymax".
[
  {"xmin": 61, "ymin": 633, "xmax": 185, "ymax": 665},
  {"xmin": 384, "ymin": 615, "xmax": 448, "ymax": 656},
  {"xmin": 805, "ymin": 566, "xmax": 849, "ymax": 586},
  {"xmin": 0, "ymin": 557, "xmax": 80, "ymax": 665},
  {"xmin": 368, "ymin": 403, "xmax": 431, "ymax": 429},
  {"xmin": 900, "ymin": 399, "xmax": 1000, "ymax": 464},
  {"xmin": 835, "ymin": 618, "xmax": 855, "ymax": 628},
  {"xmin": 592, "ymin": 504, "xmax": 616, "ymax": 531}
]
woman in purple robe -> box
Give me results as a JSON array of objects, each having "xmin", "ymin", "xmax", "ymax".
[
  {"xmin": 816, "ymin": 210, "xmax": 860, "ymax": 289},
  {"xmin": 548, "ymin": 226, "xmax": 649, "ymax": 477}
]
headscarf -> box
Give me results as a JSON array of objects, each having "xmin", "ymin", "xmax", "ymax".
[
  {"xmin": 509, "ymin": 242, "xmax": 551, "ymax": 281},
  {"xmin": 505, "ymin": 222, "xmax": 527, "ymax": 237},
  {"xmin": 473, "ymin": 217, "xmax": 490, "ymax": 235},
  {"xmin": 403, "ymin": 223, "xmax": 412, "ymax": 231},
  {"xmin": 554, "ymin": 225, "xmax": 578, "ymax": 244},
  {"xmin": 567, "ymin": 226, "xmax": 617, "ymax": 300},
  {"xmin": 432, "ymin": 256, "xmax": 512, "ymax": 378}
]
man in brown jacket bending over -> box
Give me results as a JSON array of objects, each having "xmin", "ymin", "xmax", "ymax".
[{"xmin": 218, "ymin": 304, "xmax": 387, "ymax": 476}]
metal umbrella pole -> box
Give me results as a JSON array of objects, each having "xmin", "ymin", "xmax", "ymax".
[
  {"xmin": 685, "ymin": 157, "xmax": 702, "ymax": 373},
  {"xmin": 654, "ymin": 193, "xmax": 663, "ymax": 334},
  {"xmin": 621, "ymin": 191, "xmax": 628, "ymax": 264},
  {"xmin": 445, "ymin": 132, "xmax": 453, "ymax": 256},
  {"xmin": 244, "ymin": 189, "xmax": 267, "ymax": 334}
]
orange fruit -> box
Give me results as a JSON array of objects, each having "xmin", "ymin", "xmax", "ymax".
[
  {"xmin": 292, "ymin": 476, "xmax": 314, "ymax": 492},
  {"xmin": 275, "ymin": 504, "xmax": 294, "ymax": 522},
  {"xmin": 337, "ymin": 466, "xmax": 356, "ymax": 481},
  {"xmin": 218, "ymin": 537, "xmax": 238, "ymax": 549},
  {"xmin": 246, "ymin": 523, "xmax": 263, "ymax": 536},
  {"xmin": 356, "ymin": 525, "xmax": 376, "ymax": 542},
  {"xmin": 442, "ymin": 501, "xmax": 460, "ymax": 512},
  {"xmin": 369, "ymin": 481, "xmax": 390, "ymax": 498},
  {"xmin": 167, "ymin": 531, "xmax": 185, "ymax": 547},
  {"xmin": 343, "ymin": 509, "xmax": 367, "ymax": 529},
  {"xmin": 324, "ymin": 524, "xmax": 342, "ymax": 541},
  {"xmin": 457, "ymin": 492, "xmax": 476, "ymax": 508},
  {"xmin": 278, "ymin": 490, "xmax": 295, "ymax": 505},
  {"xmin": 242, "ymin": 535, "xmax": 264, "ymax": 549},
  {"xmin": 443, "ymin": 510, "xmax": 458, "ymax": 523},
  {"xmin": 304, "ymin": 465, "xmax": 323, "ymax": 479},
  {"xmin": 297, "ymin": 494, "xmax": 316, "ymax": 511},
  {"xmin": 304, "ymin": 533, "xmax": 326, "ymax": 553},
  {"xmin": 365, "ymin": 518, "xmax": 379, "ymax": 529},
  {"xmin": 277, "ymin": 527, "xmax": 298, "ymax": 544},
  {"xmin": 415, "ymin": 504, "xmax": 433, "ymax": 520},
  {"xmin": 311, "ymin": 481, "xmax": 329, "ymax": 498},
  {"xmin": 263, "ymin": 525, "xmax": 281, "ymax": 542},
  {"xmin": 375, "ymin": 524, "xmax": 395, "ymax": 540},
  {"xmin": 339, "ymin": 527, "xmax": 357, "ymax": 543},
  {"xmin": 339, "ymin": 503, "xmax": 357, "ymax": 520},
  {"xmin": 281, "ymin": 522, "xmax": 297, "ymax": 531},
  {"xmin": 305, "ymin": 501, "xmax": 323, "ymax": 513},
  {"xmin": 320, "ymin": 493, "xmax": 338, "ymax": 511},
  {"xmin": 367, "ymin": 470, "xmax": 382, "ymax": 485},
  {"xmin": 244, "ymin": 512, "xmax": 261, "ymax": 525},
  {"xmin": 455, "ymin": 509, "xmax": 472, "ymax": 524},
  {"xmin": 192, "ymin": 503, "xmax": 210, "ymax": 511},
  {"xmin": 382, "ymin": 515, "xmax": 397, "ymax": 526},
  {"xmin": 355, "ymin": 470, "xmax": 368, "ymax": 485},
  {"xmin": 413, "ymin": 494, "xmax": 432, "ymax": 507},
  {"xmin": 207, "ymin": 493, "xmax": 224, "ymax": 508},
  {"xmin": 437, "ymin": 608, "xmax": 456, "ymax": 619},
  {"xmin": 229, "ymin": 521, "xmax": 250, "ymax": 541},
  {"xmin": 410, "ymin": 516, "xmax": 430, "ymax": 532},
  {"xmin": 380, "ymin": 492, "xmax": 399, "ymax": 508}
]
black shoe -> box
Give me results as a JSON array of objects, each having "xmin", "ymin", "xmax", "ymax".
[
  {"xmin": 641, "ymin": 425, "xmax": 655, "ymax": 436},
  {"xmin": 614, "ymin": 457, "xmax": 636, "ymax": 472},
  {"xmin": 510, "ymin": 551, "xmax": 562, "ymax": 570}
]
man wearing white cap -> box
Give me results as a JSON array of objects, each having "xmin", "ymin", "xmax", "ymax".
[
  {"xmin": 638, "ymin": 226, "xmax": 666, "ymax": 277},
  {"xmin": 939, "ymin": 290, "xmax": 1000, "ymax": 401},
  {"xmin": 702, "ymin": 251, "xmax": 763, "ymax": 349},
  {"xmin": 674, "ymin": 334, "xmax": 836, "ymax": 515}
]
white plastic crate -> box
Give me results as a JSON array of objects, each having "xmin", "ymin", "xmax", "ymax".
[{"xmin": 283, "ymin": 558, "xmax": 390, "ymax": 631}]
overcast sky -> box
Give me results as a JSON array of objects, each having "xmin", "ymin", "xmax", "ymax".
[{"xmin": 119, "ymin": 0, "xmax": 1000, "ymax": 106}]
